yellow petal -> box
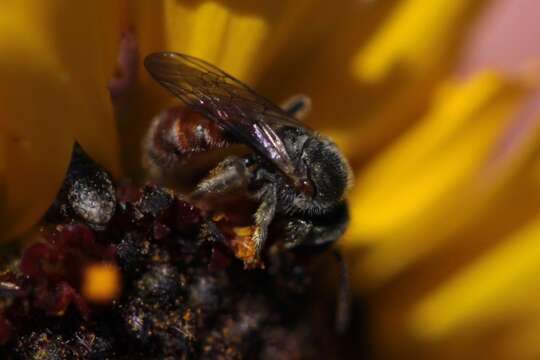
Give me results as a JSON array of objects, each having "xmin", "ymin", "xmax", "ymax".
[
  {"xmin": 410, "ymin": 213, "xmax": 540, "ymax": 341},
  {"xmin": 347, "ymin": 72, "xmax": 527, "ymax": 285},
  {"xmin": 124, "ymin": 0, "xmax": 322, "ymax": 174},
  {"xmin": 164, "ymin": 1, "xmax": 229, "ymax": 65},
  {"xmin": 0, "ymin": 1, "xmax": 124, "ymax": 240},
  {"xmin": 498, "ymin": 314, "xmax": 540, "ymax": 360},
  {"xmin": 161, "ymin": 1, "xmax": 268, "ymax": 82},
  {"xmin": 353, "ymin": 0, "xmax": 483, "ymax": 83},
  {"xmin": 256, "ymin": 1, "xmax": 488, "ymax": 162}
]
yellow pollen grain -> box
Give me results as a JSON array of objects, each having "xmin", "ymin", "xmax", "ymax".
[
  {"xmin": 82, "ymin": 263, "xmax": 121, "ymax": 304},
  {"xmin": 233, "ymin": 226, "xmax": 253, "ymax": 237},
  {"xmin": 212, "ymin": 213, "xmax": 226, "ymax": 222}
]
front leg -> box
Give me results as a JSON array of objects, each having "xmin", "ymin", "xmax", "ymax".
[
  {"xmin": 192, "ymin": 161, "xmax": 277, "ymax": 258},
  {"xmin": 282, "ymin": 201, "xmax": 349, "ymax": 250},
  {"xmin": 252, "ymin": 182, "xmax": 277, "ymax": 256}
]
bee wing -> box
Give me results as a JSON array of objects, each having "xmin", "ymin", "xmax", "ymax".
[{"xmin": 144, "ymin": 52, "xmax": 306, "ymax": 178}]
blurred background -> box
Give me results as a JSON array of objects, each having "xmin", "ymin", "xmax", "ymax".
[{"xmin": 2, "ymin": 0, "xmax": 540, "ymax": 358}]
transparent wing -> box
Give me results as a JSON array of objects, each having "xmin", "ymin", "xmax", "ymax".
[{"xmin": 144, "ymin": 52, "xmax": 307, "ymax": 178}]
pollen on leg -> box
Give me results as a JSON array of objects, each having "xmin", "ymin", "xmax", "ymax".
[{"xmin": 231, "ymin": 226, "xmax": 260, "ymax": 266}]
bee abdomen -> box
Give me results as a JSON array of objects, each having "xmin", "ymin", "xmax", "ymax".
[{"xmin": 143, "ymin": 105, "xmax": 232, "ymax": 177}]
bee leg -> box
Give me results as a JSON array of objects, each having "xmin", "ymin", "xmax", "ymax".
[
  {"xmin": 282, "ymin": 217, "xmax": 346, "ymax": 249},
  {"xmin": 283, "ymin": 202, "xmax": 349, "ymax": 249},
  {"xmin": 282, "ymin": 218, "xmax": 351, "ymax": 333},
  {"xmin": 282, "ymin": 219, "xmax": 313, "ymax": 249},
  {"xmin": 194, "ymin": 162, "xmax": 277, "ymax": 256},
  {"xmin": 333, "ymin": 250, "xmax": 351, "ymax": 334},
  {"xmin": 252, "ymin": 182, "xmax": 278, "ymax": 256},
  {"xmin": 191, "ymin": 156, "xmax": 251, "ymax": 198},
  {"xmin": 280, "ymin": 94, "xmax": 311, "ymax": 120}
]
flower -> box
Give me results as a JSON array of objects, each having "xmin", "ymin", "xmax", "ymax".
[{"xmin": 2, "ymin": 0, "xmax": 540, "ymax": 358}]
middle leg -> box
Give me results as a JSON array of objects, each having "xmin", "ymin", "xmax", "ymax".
[{"xmin": 192, "ymin": 164, "xmax": 279, "ymax": 258}]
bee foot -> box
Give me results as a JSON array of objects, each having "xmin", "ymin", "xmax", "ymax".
[
  {"xmin": 280, "ymin": 94, "xmax": 311, "ymax": 120},
  {"xmin": 282, "ymin": 219, "xmax": 313, "ymax": 249}
]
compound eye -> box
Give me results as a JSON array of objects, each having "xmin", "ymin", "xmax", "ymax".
[{"xmin": 296, "ymin": 178, "xmax": 315, "ymax": 197}]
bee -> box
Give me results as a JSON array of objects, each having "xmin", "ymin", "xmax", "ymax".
[{"xmin": 143, "ymin": 52, "xmax": 352, "ymax": 258}]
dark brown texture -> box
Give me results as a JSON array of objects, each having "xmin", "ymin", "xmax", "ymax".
[{"xmin": 0, "ymin": 146, "xmax": 358, "ymax": 359}]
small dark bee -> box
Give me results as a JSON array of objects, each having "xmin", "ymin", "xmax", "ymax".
[{"xmin": 143, "ymin": 52, "xmax": 352, "ymax": 257}]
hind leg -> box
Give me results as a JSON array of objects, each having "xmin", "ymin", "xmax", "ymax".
[{"xmin": 191, "ymin": 156, "xmax": 251, "ymax": 198}]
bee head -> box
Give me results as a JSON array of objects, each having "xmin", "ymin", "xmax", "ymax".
[{"xmin": 298, "ymin": 135, "xmax": 352, "ymax": 210}]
